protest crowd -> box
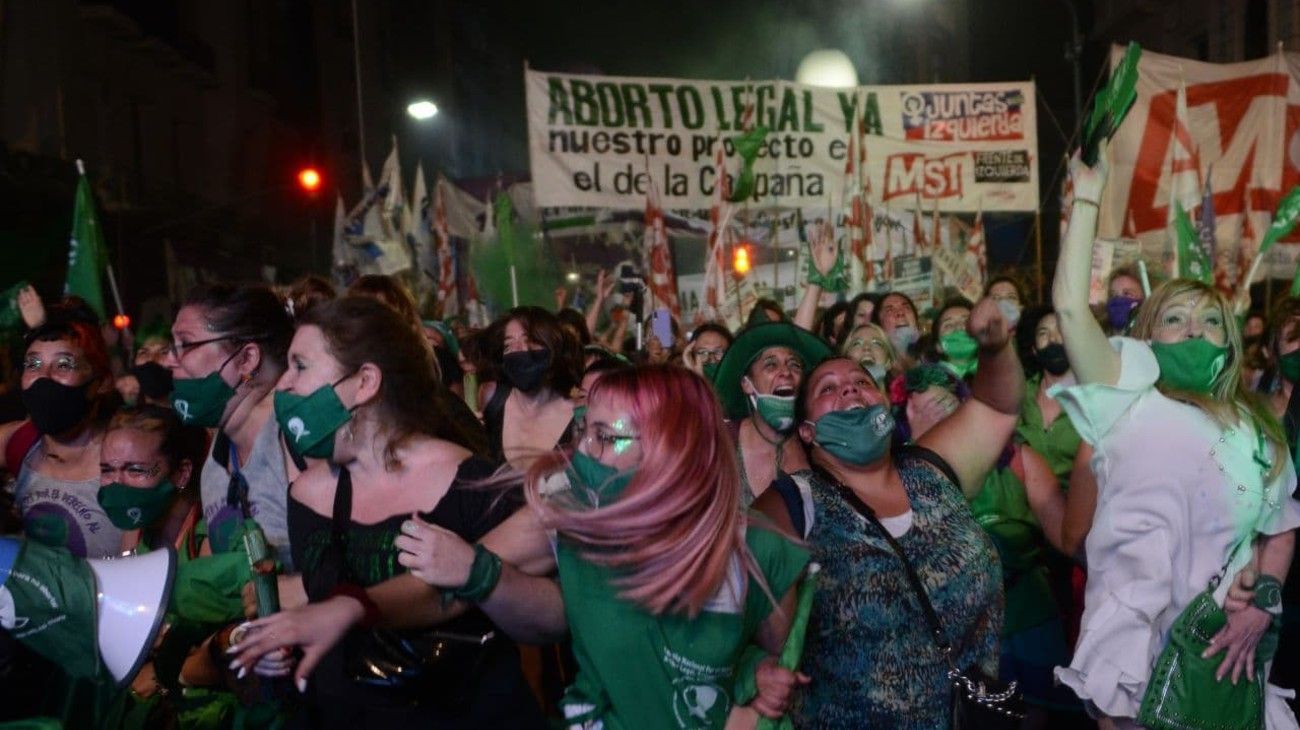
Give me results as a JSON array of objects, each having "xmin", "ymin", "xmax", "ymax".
[{"xmin": 8, "ymin": 40, "xmax": 1300, "ymax": 730}]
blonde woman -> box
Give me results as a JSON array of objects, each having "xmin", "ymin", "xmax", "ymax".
[{"xmin": 1052, "ymin": 147, "xmax": 1300, "ymax": 727}]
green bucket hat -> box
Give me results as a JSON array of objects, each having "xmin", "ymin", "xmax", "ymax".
[{"xmin": 710, "ymin": 322, "xmax": 833, "ymax": 420}]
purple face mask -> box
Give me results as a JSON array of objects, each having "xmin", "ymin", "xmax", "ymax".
[{"xmin": 1106, "ymin": 296, "xmax": 1139, "ymax": 330}]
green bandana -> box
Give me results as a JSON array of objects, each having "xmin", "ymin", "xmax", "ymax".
[
  {"xmin": 939, "ymin": 331, "xmax": 979, "ymax": 378},
  {"xmin": 1151, "ymin": 338, "xmax": 1228, "ymax": 394},
  {"xmin": 98, "ymin": 480, "xmax": 177, "ymax": 529}
]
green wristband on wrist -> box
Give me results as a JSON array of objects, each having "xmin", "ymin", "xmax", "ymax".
[
  {"xmin": 447, "ymin": 544, "xmax": 503, "ymax": 604},
  {"xmin": 1253, "ymin": 575, "xmax": 1284, "ymax": 616}
]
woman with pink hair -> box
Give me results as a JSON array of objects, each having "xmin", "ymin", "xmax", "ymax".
[{"xmin": 393, "ymin": 364, "xmax": 811, "ymax": 728}]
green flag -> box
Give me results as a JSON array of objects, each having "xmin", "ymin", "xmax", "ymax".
[
  {"xmin": 469, "ymin": 194, "xmax": 560, "ymax": 310},
  {"xmin": 1175, "ymin": 200, "xmax": 1212, "ymax": 284},
  {"xmin": 65, "ymin": 166, "xmax": 108, "ymax": 320},
  {"xmin": 727, "ymin": 125, "xmax": 770, "ymax": 203},
  {"xmin": 1261, "ymin": 186, "xmax": 1300, "ymax": 254},
  {"xmin": 756, "ymin": 565, "xmax": 820, "ymax": 730},
  {"xmin": 1082, "ymin": 42, "xmax": 1142, "ymax": 166}
]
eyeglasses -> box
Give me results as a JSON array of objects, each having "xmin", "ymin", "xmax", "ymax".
[
  {"xmin": 22, "ymin": 354, "xmax": 85, "ymax": 374},
  {"xmin": 169, "ymin": 335, "xmax": 234, "ymax": 360},
  {"xmin": 101, "ymin": 461, "xmax": 163, "ymax": 483},
  {"xmin": 695, "ymin": 348, "xmax": 726, "ymax": 364},
  {"xmin": 582, "ymin": 425, "xmax": 641, "ymax": 459}
]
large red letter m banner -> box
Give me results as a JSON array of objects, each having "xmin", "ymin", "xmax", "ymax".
[{"xmin": 1099, "ymin": 45, "xmax": 1300, "ymax": 279}]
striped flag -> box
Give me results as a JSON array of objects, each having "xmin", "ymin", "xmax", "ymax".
[
  {"xmin": 967, "ymin": 203, "xmax": 986, "ymax": 285},
  {"xmin": 643, "ymin": 177, "xmax": 681, "ymax": 317},
  {"xmin": 703, "ymin": 144, "xmax": 733, "ymax": 316},
  {"xmin": 1059, "ymin": 161, "xmax": 1074, "ymax": 242},
  {"xmin": 1167, "ymin": 80, "xmax": 1202, "ymax": 224},
  {"xmin": 433, "ymin": 177, "xmax": 459, "ymax": 318},
  {"xmin": 912, "ymin": 192, "xmax": 927, "ymax": 255}
]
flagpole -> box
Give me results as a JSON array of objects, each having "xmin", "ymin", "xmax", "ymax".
[
  {"xmin": 350, "ymin": 0, "xmax": 369, "ymax": 178},
  {"xmin": 105, "ymin": 263, "xmax": 126, "ymax": 317}
]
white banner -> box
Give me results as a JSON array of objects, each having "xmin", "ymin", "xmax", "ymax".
[
  {"xmin": 1098, "ymin": 46, "xmax": 1300, "ymax": 279},
  {"xmin": 526, "ymin": 67, "xmax": 1040, "ymax": 212}
]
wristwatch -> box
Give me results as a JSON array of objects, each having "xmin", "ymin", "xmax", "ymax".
[{"xmin": 1252, "ymin": 575, "xmax": 1284, "ymax": 615}]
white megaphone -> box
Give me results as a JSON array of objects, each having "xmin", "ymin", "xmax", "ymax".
[{"xmin": 0, "ymin": 536, "xmax": 175, "ymax": 686}]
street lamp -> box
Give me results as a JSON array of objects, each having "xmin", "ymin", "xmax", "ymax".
[
  {"xmin": 407, "ymin": 100, "xmax": 439, "ymax": 121},
  {"xmin": 795, "ymin": 49, "xmax": 859, "ymax": 88}
]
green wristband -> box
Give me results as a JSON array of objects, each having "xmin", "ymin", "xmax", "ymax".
[
  {"xmin": 806, "ymin": 254, "xmax": 848, "ymax": 293},
  {"xmin": 1253, "ymin": 575, "xmax": 1284, "ymax": 616},
  {"xmin": 447, "ymin": 544, "xmax": 503, "ymax": 604}
]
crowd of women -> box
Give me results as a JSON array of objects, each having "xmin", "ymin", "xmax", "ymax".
[{"xmin": 2, "ymin": 150, "xmax": 1300, "ymax": 730}]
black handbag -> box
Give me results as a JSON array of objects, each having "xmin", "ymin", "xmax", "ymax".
[
  {"xmin": 323, "ymin": 467, "xmax": 497, "ymax": 707},
  {"xmin": 830, "ymin": 474, "xmax": 1026, "ymax": 729}
]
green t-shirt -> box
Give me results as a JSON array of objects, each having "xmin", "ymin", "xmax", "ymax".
[
  {"xmin": 557, "ymin": 521, "xmax": 808, "ymax": 729},
  {"xmin": 1017, "ymin": 375, "xmax": 1082, "ymax": 491}
]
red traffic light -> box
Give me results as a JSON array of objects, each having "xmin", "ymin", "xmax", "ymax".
[
  {"xmin": 297, "ymin": 167, "xmax": 322, "ymax": 193},
  {"xmin": 112, "ymin": 314, "xmax": 131, "ymax": 330}
]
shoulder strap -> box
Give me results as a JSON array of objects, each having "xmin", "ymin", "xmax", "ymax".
[
  {"xmin": 773, "ymin": 473, "xmax": 816, "ymax": 540},
  {"xmin": 898, "ymin": 443, "xmax": 962, "ymax": 489},
  {"xmin": 4, "ymin": 421, "xmax": 40, "ymax": 476},
  {"xmin": 831, "ymin": 478, "xmax": 953, "ymax": 658},
  {"xmin": 328, "ymin": 467, "xmax": 355, "ymax": 583}
]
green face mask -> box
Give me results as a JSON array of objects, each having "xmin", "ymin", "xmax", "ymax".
[
  {"xmin": 172, "ymin": 349, "xmax": 242, "ymax": 427},
  {"xmin": 809, "ymin": 405, "xmax": 895, "ymax": 466},
  {"xmin": 1150, "ymin": 338, "xmax": 1229, "ymax": 394},
  {"xmin": 749, "ymin": 391, "xmax": 797, "ymax": 433},
  {"xmin": 97, "ymin": 480, "xmax": 176, "ymax": 530},
  {"xmin": 273, "ymin": 375, "xmax": 355, "ymax": 460},
  {"xmin": 566, "ymin": 450, "xmax": 637, "ymax": 507},
  {"xmin": 1280, "ymin": 350, "xmax": 1300, "ymax": 384},
  {"xmin": 939, "ymin": 330, "xmax": 979, "ymax": 378}
]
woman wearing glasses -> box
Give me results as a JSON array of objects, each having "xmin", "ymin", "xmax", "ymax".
[
  {"xmin": 164, "ymin": 283, "xmax": 297, "ymax": 569},
  {"xmin": 387, "ymin": 365, "xmax": 811, "ymax": 728},
  {"xmin": 0, "ymin": 312, "xmax": 124, "ymax": 558}
]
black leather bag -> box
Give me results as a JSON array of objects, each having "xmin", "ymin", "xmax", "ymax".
[
  {"xmin": 323, "ymin": 468, "xmax": 496, "ymax": 706},
  {"xmin": 831, "ymin": 475, "xmax": 1025, "ymax": 729}
]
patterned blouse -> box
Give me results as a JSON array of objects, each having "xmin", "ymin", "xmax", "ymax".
[{"xmin": 777, "ymin": 449, "xmax": 1003, "ymax": 729}]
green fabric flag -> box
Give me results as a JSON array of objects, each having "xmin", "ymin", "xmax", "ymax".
[
  {"xmin": 469, "ymin": 194, "xmax": 560, "ymax": 311},
  {"xmin": 1083, "ymin": 42, "xmax": 1141, "ymax": 166},
  {"xmin": 728, "ymin": 125, "xmax": 771, "ymax": 203},
  {"xmin": 65, "ymin": 168, "xmax": 108, "ymax": 320},
  {"xmin": 1175, "ymin": 200, "xmax": 1212, "ymax": 283},
  {"xmin": 2, "ymin": 539, "xmax": 102, "ymax": 679},
  {"xmin": 1262, "ymin": 186, "xmax": 1300, "ymax": 254},
  {"xmin": 755, "ymin": 565, "xmax": 820, "ymax": 730}
]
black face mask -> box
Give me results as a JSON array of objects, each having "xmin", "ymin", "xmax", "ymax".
[
  {"xmin": 132, "ymin": 362, "xmax": 174, "ymax": 400},
  {"xmin": 21, "ymin": 378, "xmax": 91, "ymax": 435},
  {"xmin": 502, "ymin": 348, "xmax": 552, "ymax": 392},
  {"xmin": 1036, "ymin": 343, "xmax": 1071, "ymax": 376}
]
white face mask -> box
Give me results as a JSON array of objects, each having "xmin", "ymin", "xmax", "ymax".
[
  {"xmin": 889, "ymin": 325, "xmax": 919, "ymax": 354},
  {"xmin": 996, "ymin": 299, "xmax": 1022, "ymax": 329}
]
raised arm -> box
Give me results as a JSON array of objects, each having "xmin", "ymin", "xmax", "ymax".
[
  {"xmin": 793, "ymin": 228, "xmax": 840, "ymax": 333},
  {"xmin": 586, "ymin": 269, "xmax": 615, "ymax": 337},
  {"xmin": 1052, "ymin": 149, "xmax": 1121, "ymax": 387},
  {"xmin": 921, "ymin": 296, "xmax": 1023, "ymax": 497}
]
